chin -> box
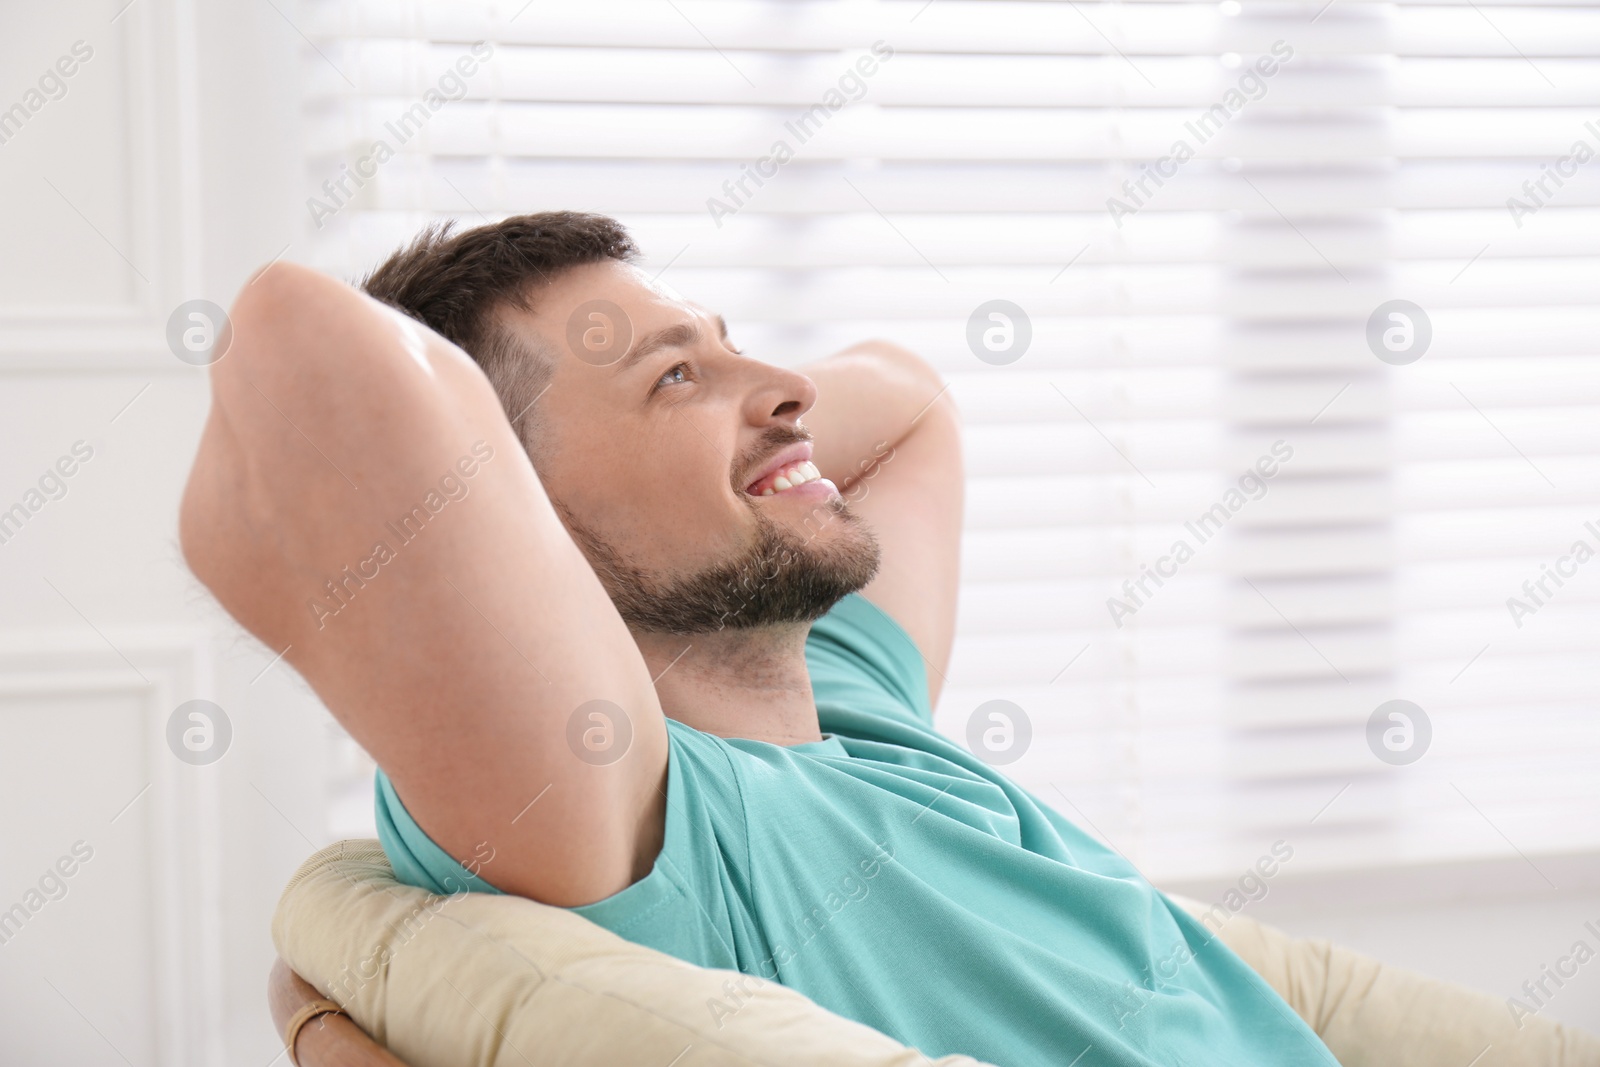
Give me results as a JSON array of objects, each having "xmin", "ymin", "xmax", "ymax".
[{"xmin": 598, "ymin": 502, "xmax": 882, "ymax": 636}]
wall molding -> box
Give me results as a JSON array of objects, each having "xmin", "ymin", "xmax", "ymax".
[
  {"xmin": 0, "ymin": 0, "xmax": 195, "ymax": 373},
  {"xmin": 0, "ymin": 625, "xmax": 222, "ymax": 1067}
]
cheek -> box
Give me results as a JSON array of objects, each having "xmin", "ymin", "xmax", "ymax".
[
  {"xmin": 561, "ymin": 461, "xmax": 730, "ymax": 556},
  {"xmin": 553, "ymin": 404, "xmax": 749, "ymax": 545}
]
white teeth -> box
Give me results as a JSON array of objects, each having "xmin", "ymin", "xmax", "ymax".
[{"xmin": 755, "ymin": 459, "xmax": 822, "ymax": 495}]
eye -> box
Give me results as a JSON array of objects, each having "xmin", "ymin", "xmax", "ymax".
[{"xmin": 654, "ymin": 360, "xmax": 692, "ymax": 393}]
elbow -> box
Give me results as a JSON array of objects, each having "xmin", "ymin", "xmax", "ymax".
[
  {"xmin": 177, "ymin": 409, "xmax": 229, "ymax": 593},
  {"xmin": 841, "ymin": 339, "xmax": 958, "ymax": 420},
  {"xmin": 847, "ymin": 338, "xmax": 934, "ymax": 379},
  {"xmin": 876, "ymin": 341, "xmax": 959, "ymax": 427},
  {"xmin": 237, "ymin": 258, "xmax": 330, "ymax": 314},
  {"xmin": 215, "ymin": 260, "xmax": 377, "ymax": 387},
  {"xmin": 201, "ymin": 267, "xmax": 282, "ymax": 403}
]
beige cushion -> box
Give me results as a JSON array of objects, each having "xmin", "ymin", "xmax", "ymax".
[
  {"xmin": 276, "ymin": 841, "xmax": 1600, "ymax": 1067},
  {"xmin": 273, "ymin": 840, "xmax": 992, "ymax": 1067}
]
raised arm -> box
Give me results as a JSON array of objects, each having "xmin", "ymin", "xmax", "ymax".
[
  {"xmin": 800, "ymin": 342, "xmax": 963, "ymax": 708},
  {"xmin": 180, "ymin": 263, "xmax": 667, "ymax": 906}
]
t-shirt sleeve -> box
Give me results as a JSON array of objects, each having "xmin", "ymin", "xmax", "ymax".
[
  {"xmin": 372, "ymin": 722, "xmax": 752, "ymax": 972},
  {"xmin": 375, "ymin": 767, "xmax": 505, "ymax": 896},
  {"xmin": 804, "ymin": 591, "xmax": 934, "ymax": 734}
]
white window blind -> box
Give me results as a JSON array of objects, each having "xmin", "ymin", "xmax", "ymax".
[{"xmin": 299, "ymin": 0, "xmax": 1600, "ymax": 883}]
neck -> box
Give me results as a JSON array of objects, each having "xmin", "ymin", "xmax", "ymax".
[{"xmin": 632, "ymin": 622, "xmax": 823, "ymax": 746}]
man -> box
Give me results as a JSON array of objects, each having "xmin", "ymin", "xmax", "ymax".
[{"xmin": 181, "ymin": 213, "xmax": 1577, "ymax": 1066}]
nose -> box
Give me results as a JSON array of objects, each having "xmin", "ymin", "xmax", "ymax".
[{"xmin": 742, "ymin": 358, "xmax": 816, "ymax": 426}]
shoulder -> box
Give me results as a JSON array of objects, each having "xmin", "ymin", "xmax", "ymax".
[{"xmin": 806, "ymin": 592, "xmax": 934, "ymax": 731}]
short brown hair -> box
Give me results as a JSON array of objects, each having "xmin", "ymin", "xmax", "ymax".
[{"xmin": 360, "ymin": 211, "xmax": 639, "ymax": 462}]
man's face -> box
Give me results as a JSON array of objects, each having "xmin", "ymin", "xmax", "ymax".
[{"xmin": 503, "ymin": 259, "xmax": 880, "ymax": 636}]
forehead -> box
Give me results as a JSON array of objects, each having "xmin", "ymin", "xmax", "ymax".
[
  {"xmin": 528, "ymin": 259, "xmax": 694, "ymax": 337},
  {"xmin": 506, "ymin": 259, "xmax": 726, "ymax": 388}
]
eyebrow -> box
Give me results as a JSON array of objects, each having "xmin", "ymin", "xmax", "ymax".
[{"xmin": 621, "ymin": 313, "xmax": 729, "ymax": 373}]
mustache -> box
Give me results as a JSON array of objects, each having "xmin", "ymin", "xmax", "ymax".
[{"xmin": 733, "ymin": 424, "xmax": 813, "ymax": 494}]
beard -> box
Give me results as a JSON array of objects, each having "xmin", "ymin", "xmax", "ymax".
[{"xmin": 554, "ymin": 493, "xmax": 882, "ymax": 636}]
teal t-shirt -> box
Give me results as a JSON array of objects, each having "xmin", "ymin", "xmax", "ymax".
[{"xmin": 375, "ymin": 592, "xmax": 1334, "ymax": 1066}]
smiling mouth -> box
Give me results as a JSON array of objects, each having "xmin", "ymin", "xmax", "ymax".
[{"xmin": 746, "ymin": 460, "xmax": 828, "ymax": 496}]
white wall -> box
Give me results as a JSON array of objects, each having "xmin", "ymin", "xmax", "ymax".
[
  {"xmin": 1166, "ymin": 852, "xmax": 1600, "ymax": 1034},
  {"xmin": 0, "ymin": 1, "xmax": 334, "ymax": 1063}
]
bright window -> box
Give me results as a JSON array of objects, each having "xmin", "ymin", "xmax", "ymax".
[{"xmin": 304, "ymin": 0, "xmax": 1600, "ymax": 882}]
